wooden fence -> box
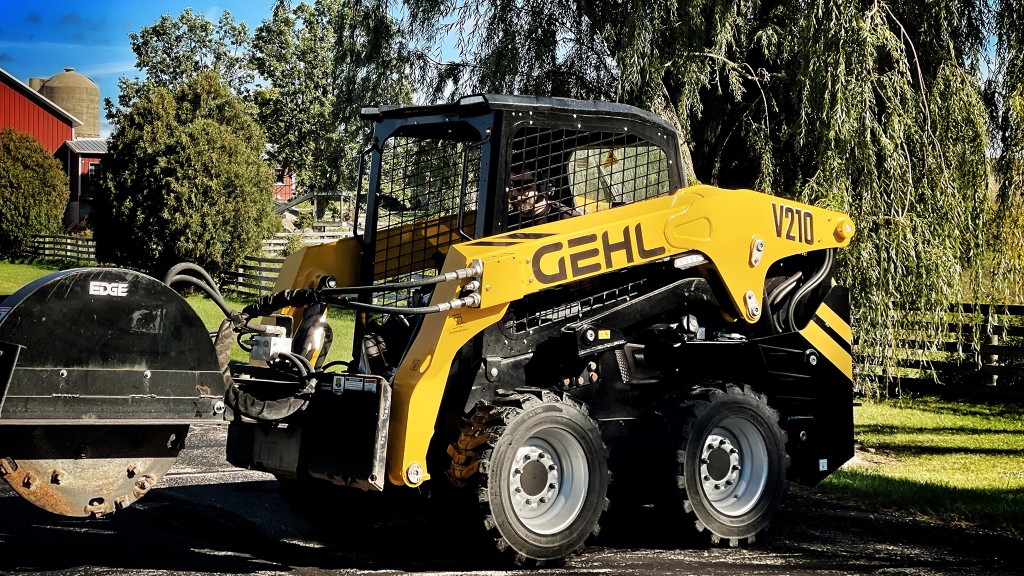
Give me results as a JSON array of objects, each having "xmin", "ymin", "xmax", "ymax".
[
  {"xmin": 261, "ymin": 230, "xmax": 350, "ymax": 257},
  {"xmin": 26, "ymin": 235, "xmax": 96, "ymax": 262},
  {"xmin": 221, "ymin": 256, "xmax": 285, "ymax": 295},
  {"xmin": 856, "ymin": 304, "xmax": 1024, "ymax": 396}
]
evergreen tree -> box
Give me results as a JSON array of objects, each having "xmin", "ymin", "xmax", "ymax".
[
  {"xmin": 0, "ymin": 127, "xmax": 68, "ymax": 257},
  {"xmin": 96, "ymin": 72, "xmax": 277, "ymax": 278}
]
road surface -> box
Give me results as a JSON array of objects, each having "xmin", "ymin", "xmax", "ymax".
[{"xmin": 1, "ymin": 425, "xmax": 1020, "ymax": 575}]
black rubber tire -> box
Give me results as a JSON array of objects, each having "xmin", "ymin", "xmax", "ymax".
[
  {"xmin": 670, "ymin": 384, "xmax": 788, "ymax": 546},
  {"xmin": 448, "ymin": 389, "xmax": 609, "ymax": 565}
]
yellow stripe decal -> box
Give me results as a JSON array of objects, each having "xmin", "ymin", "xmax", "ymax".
[
  {"xmin": 800, "ymin": 319, "xmax": 853, "ymax": 380},
  {"xmin": 815, "ymin": 303, "xmax": 852, "ymax": 344}
]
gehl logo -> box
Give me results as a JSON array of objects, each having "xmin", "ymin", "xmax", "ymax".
[
  {"xmin": 772, "ymin": 202, "xmax": 815, "ymax": 245},
  {"xmin": 89, "ymin": 281, "xmax": 130, "ymax": 297},
  {"xmin": 532, "ymin": 224, "xmax": 665, "ymax": 284}
]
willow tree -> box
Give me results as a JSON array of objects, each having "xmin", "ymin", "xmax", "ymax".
[
  {"xmin": 988, "ymin": 0, "xmax": 1024, "ymax": 302},
  {"xmin": 404, "ymin": 0, "xmax": 1015, "ymax": 395}
]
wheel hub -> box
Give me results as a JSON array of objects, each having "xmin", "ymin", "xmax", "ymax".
[
  {"xmin": 511, "ymin": 445, "xmax": 559, "ymax": 510},
  {"xmin": 701, "ymin": 434, "xmax": 742, "ymax": 491},
  {"xmin": 697, "ymin": 419, "xmax": 769, "ymax": 517},
  {"xmin": 506, "ymin": 428, "xmax": 590, "ymax": 536}
]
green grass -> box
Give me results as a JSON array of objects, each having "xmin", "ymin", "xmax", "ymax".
[
  {"xmin": 818, "ymin": 398, "xmax": 1024, "ymax": 538},
  {"xmin": 0, "ymin": 260, "xmax": 62, "ymax": 295},
  {"xmin": 3, "ymin": 260, "xmax": 1022, "ymax": 537}
]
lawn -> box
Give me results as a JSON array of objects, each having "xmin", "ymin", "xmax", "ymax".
[
  {"xmin": 819, "ymin": 398, "xmax": 1024, "ymax": 538},
  {"xmin": 0, "ymin": 260, "xmax": 61, "ymax": 295}
]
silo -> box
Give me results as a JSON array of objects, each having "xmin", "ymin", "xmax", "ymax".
[{"xmin": 38, "ymin": 67, "xmax": 100, "ymax": 138}]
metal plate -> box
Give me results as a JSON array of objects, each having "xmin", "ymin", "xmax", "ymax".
[{"xmin": 0, "ymin": 424, "xmax": 188, "ymax": 517}]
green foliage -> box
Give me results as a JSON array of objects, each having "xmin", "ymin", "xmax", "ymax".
[
  {"xmin": 95, "ymin": 72, "xmax": 277, "ymax": 279},
  {"xmin": 250, "ymin": 0, "xmax": 412, "ymax": 207},
  {"xmin": 0, "ymin": 127, "xmax": 69, "ymax": 257},
  {"xmin": 107, "ymin": 9, "xmax": 253, "ymax": 125}
]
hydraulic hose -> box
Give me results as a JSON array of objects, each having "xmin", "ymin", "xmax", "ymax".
[
  {"xmin": 786, "ymin": 249, "xmax": 835, "ymax": 330},
  {"xmin": 321, "ymin": 292, "xmax": 482, "ymax": 315}
]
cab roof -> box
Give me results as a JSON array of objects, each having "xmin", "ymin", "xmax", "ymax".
[{"xmin": 360, "ymin": 94, "xmax": 676, "ymax": 134}]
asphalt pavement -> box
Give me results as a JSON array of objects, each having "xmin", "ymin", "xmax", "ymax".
[{"xmin": 1, "ymin": 425, "xmax": 1020, "ymax": 576}]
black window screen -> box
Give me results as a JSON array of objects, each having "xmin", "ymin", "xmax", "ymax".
[
  {"xmin": 362, "ymin": 136, "xmax": 482, "ymax": 308},
  {"xmin": 506, "ymin": 126, "xmax": 672, "ymax": 230}
]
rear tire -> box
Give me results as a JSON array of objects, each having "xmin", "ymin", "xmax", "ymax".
[
  {"xmin": 448, "ymin": 389, "xmax": 609, "ymax": 565},
  {"xmin": 670, "ymin": 384, "xmax": 788, "ymax": 546}
]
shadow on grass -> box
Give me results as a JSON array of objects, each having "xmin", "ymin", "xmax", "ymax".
[{"xmin": 819, "ymin": 467, "xmax": 1023, "ymax": 539}]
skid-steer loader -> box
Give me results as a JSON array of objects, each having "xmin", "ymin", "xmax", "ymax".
[{"xmin": 0, "ymin": 94, "xmax": 855, "ymax": 564}]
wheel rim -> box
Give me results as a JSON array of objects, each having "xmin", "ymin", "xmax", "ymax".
[
  {"xmin": 507, "ymin": 426, "xmax": 589, "ymax": 535},
  {"xmin": 699, "ymin": 415, "xmax": 768, "ymax": 517}
]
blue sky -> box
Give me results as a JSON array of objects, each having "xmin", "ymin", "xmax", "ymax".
[{"xmin": 0, "ymin": 0, "xmax": 279, "ymax": 136}]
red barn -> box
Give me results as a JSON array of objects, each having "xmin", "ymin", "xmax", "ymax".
[
  {"xmin": 58, "ymin": 138, "xmax": 107, "ymax": 229},
  {"xmin": 1, "ymin": 66, "xmax": 82, "ymax": 153}
]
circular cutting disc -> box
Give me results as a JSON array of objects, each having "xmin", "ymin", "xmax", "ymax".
[{"xmin": 0, "ymin": 424, "xmax": 189, "ymax": 517}]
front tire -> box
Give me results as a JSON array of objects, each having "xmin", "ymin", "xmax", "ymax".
[
  {"xmin": 671, "ymin": 384, "xmax": 788, "ymax": 546},
  {"xmin": 448, "ymin": 389, "xmax": 609, "ymax": 565}
]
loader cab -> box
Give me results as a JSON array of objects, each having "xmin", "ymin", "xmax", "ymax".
[
  {"xmin": 357, "ymin": 95, "xmax": 686, "ymax": 244},
  {"xmin": 353, "ymin": 95, "xmax": 688, "ymax": 369}
]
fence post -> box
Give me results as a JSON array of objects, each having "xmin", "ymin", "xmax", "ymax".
[{"xmin": 984, "ymin": 305, "xmax": 999, "ymax": 387}]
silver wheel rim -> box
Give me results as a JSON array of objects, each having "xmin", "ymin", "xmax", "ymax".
[
  {"xmin": 699, "ymin": 415, "xmax": 768, "ymax": 517},
  {"xmin": 508, "ymin": 426, "xmax": 589, "ymax": 534}
]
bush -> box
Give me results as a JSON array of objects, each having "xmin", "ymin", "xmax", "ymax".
[
  {"xmin": 94, "ymin": 71, "xmax": 277, "ymax": 279},
  {"xmin": 0, "ymin": 127, "xmax": 69, "ymax": 257}
]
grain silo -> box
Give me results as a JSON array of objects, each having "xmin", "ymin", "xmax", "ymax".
[{"xmin": 32, "ymin": 67, "xmax": 100, "ymax": 138}]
